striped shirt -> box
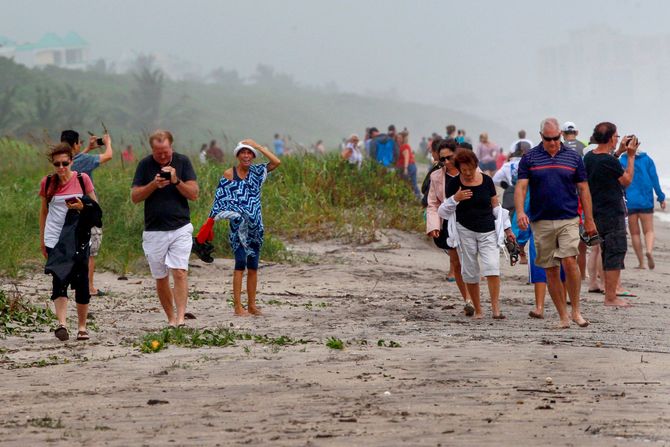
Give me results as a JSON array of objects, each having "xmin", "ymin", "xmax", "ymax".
[{"xmin": 518, "ymin": 144, "xmax": 587, "ymax": 221}]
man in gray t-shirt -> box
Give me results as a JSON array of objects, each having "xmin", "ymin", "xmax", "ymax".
[
  {"xmin": 561, "ymin": 121, "xmax": 586, "ymax": 156},
  {"xmin": 61, "ymin": 129, "xmax": 113, "ymax": 296}
]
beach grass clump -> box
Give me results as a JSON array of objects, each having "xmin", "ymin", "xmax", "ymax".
[
  {"xmin": 0, "ymin": 138, "xmax": 422, "ymax": 277},
  {"xmin": 138, "ymin": 326, "xmax": 309, "ymax": 353},
  {"xmin": 325, "ymin": 337, "xmax": 345, "ymax": 350},
  {"xmin": 0, "ymin": 289, "xmax": 55, "ymax": 336}
]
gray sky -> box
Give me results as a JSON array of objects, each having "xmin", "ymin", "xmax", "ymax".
[{"xmin": 3, "ymin": 0, "xmax": 670, "ymax": 167}]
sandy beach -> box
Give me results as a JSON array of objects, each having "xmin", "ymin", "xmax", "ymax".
[{"xmin": 1, "ymin": 219, "xmax": 669, "ymax": 446}]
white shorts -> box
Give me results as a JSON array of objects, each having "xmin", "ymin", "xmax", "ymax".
[
  {"xmin": 456, "ymin": 223, "xmax": 500, "ymax": 283},
  {"xmin": 142, "ymin": 223, "xmax": 193, "ymax": 279}
]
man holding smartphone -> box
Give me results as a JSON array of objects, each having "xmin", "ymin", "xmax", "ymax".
[
  {"xmin": 61, "ymin": 129, "xmax": 113, "ymax": 297},
  {"xmin": 583, "ymin": 122, "xmax": 639, "ymax": 307},
  {"xmin": 131, "ymin": 130, "xmax": 199, "ymax": 328}
]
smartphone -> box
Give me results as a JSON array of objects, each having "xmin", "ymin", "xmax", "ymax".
[{"xmin": 159, "ymin": 171, "xmax": 172, "ymax": 180}]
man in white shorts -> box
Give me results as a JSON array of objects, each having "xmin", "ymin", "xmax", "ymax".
[{"xmin": 131, "ymin": 130, "xmax": 199, "ymax": 327}]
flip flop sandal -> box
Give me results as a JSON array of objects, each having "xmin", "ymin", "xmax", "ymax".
[
  {"xmin": 588, "ymin": 288, "xmax": 604, "ymax": 294},
  {"xmin": 492, "ymin": 314, "xmax": 507, "ymax": 320},
  {"xmin": 616, "ymin": 291, "xmax": 637, "ymax": 297},
  {"xmin": 76, "ymin": 330, "xmax": 90, "ymax": 341},
  {"xmin": 528, "ymin": 310, "xmax": 544, "ymax": 319},
  {"xmin": 184, "ymin": 312, "xmax": 196, "ymax": 320},
  {"xmin": 573, "ymin": 319, "xmax": 590, "ymax": 328},
  {"xmin": 54, "ymin": 325, "xmax": 69, "ymax": 341}
]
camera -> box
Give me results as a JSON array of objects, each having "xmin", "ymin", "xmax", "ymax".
[
  {"xmin": 159, "ymin": 171, "xmax": 172, "ymax": 180},
  {"xmin": 96, "ymin": 137, "xmax": 104, "ymax": 146}
]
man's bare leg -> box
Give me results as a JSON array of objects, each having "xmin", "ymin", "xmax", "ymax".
[
  {"xmin": 587, "ymin": 245, "xmax": 603, "ymax": 291},
  {"xmin": 172, "ymin": 269, "xmax": 188, "ymax": 325},
  {"xmin": 545, "ymin": 266, "xmax": 570, "ymax": 328},
  {"xmin": 578, "ymin": 241, "xmax": 587, "ymax": 279},
  {"xmin": 561, "ymin": 256, "xmax": 588, "ymax": 326},
  {"xmin": 604, "ymin": 269, "xmax": 631, "ymax": 307},
  {"xmin": 233, "ymin": 270, "xmax": 249, "ymax": 316},
  {"xmin": 156, "ymin": 276, "xmax": 176, "ymax": 326}
]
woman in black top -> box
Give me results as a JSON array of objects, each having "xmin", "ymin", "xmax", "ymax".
[{"xmin": 446, "ymin": 149, "xmax": 514, "ymax": 319}]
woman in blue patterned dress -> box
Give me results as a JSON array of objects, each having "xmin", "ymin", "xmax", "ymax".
[{"xmin": 195, "ymin": 139, "xmax": 281, "ymax": 315}]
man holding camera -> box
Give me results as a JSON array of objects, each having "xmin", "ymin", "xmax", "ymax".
[
  {"xmin": 514, "ymin": 118, "xmax": 595, "ymax": 329},
  {"xmin": 583, "ymin": 122, "xmax": 639, "ymax": 307},
  {"xmin": 131, "ymin": 130, "xmax": 199, "ymax": 327},
  {"xmin": 61, "ymin": 129, "xmax": 113, "ymax": 297}
]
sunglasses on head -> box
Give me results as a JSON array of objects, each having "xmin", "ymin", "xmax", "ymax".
[
  {"xmin": 439, "ymin": 155, "xmax": 453, "ymax": 162},
  {"xmin": 541, "ymin": 134, "xmax": 561, "ymax": 142},
  {"xmin": 53, "ymin": 161, "xmax": 70, "ymax": 167}
]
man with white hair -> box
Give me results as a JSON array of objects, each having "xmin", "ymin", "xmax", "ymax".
[
  {"xmin": 561, "ymin": 121, "xmax": 586, "ymax": 156},
  {"xmin": 514, "ymin": 118, "xmax": 596, "ymax": 329}
]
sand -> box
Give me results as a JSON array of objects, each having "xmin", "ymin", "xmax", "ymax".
[{"xmin": 1, "ymin": 221, "xmax": 669, "ymax": 446}]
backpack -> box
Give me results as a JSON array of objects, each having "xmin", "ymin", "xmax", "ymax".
[
  {"xmin": 375, "ymin": 138, "xmax": 395, "ymax": 167},
  {"xmin": 501, "ymin": 160, "xmax": 520, "ymax": 211},
  {"xmin": 45, "ymin": 173, "xmax": 87, "ymax": 207}
]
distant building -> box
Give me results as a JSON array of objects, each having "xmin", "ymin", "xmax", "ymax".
[{"xmin": 0, "ymin": 32, "xmax": 89, "ymax": 69}]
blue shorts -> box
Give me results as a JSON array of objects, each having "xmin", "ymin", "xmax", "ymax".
[{"xmin": 234, "ymin": 243, "xmax": 260, "ymax": 271}]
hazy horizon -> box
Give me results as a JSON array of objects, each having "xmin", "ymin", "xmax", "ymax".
[{"xmin": 3, "ymin": 0, "xmax": 670, "ymax": 165}]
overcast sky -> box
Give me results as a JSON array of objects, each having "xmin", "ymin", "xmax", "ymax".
[
  {"xmin": 3, "ymin": 0, "xmax": 670, "ymax": 167},
  {"xmin": 1, "ymin": 0, "xmax": 664, "ymax": 100}
]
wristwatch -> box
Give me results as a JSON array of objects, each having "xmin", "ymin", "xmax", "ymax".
[{"xmin": 173, "ymin": 178, "xmax": 181, "ymax": 185}]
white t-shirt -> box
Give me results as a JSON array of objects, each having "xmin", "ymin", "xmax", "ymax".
[{"xmin": 40, "ymin": 172, "xmax": 94, "ymax": 248}]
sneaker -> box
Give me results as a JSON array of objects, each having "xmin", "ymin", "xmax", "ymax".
[
  {"xmin": 192, "ymin": 237, "xmax": 214, "ymax": 263},
  {"xmin": 464, "ymin": 300, "xmax": 475, "ymax": 317}
]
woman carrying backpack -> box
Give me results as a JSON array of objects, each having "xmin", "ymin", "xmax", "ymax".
[{"xmin": 39, "ymin": 143, "xmax": 99, "ymax": 341}]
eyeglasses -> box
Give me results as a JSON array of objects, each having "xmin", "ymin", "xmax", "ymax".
[
  {"xmin": 541, "ymin": 134, "xmax": 561, "ymax": 142},
  {"xmin": 53, "ymin": 161, "xmax": 70, "ymax": 167},
  {"xmin": 439, "ymin": 155, "xmax": 453, "ymax": 162}
]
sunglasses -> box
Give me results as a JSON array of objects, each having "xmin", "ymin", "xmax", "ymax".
[
  {"xmin": 53, "ymin": 161, "xmax": 70, "ymax": 167},
  {"xmin": 439, "ymin": 155, "xmax": 454, "ymax": 162},
  {"xmin": 541, "ymin": 134, "xmax": 561, "ymax": 142}
]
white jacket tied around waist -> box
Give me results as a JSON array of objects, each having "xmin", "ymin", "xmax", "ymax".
[{"xmin": 437, "ymin": 196, "xmax": 512, "ymax": 249}]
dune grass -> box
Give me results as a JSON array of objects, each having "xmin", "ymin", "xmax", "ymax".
[{"xmin": 0, "ymin": 137, "xmax": 423, "ymax": 277}]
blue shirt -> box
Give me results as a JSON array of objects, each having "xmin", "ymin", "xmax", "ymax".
[
  {"xmin": 273, "ymin": 139, "xmax": 284, "ymax": 156},
  {"xmin": 72, "ymin": 152, "xmax": 100, "ymax": 182},
  {"xmin": 517, "ymin": 143, "xmax": 586, "ymax": 221}
]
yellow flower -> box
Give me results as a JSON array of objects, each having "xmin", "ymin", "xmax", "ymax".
[{"xmin": 150, "ymin": 340, "xmax": 160, "ymax": 350}]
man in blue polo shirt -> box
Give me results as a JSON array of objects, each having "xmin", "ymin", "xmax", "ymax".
[{"xmin": 514, "ymin": 117, "xmax": 596, "ymax": 329}]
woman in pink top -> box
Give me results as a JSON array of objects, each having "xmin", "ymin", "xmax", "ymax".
[
  {"xmin": 477, "ymin": 132, "xmax": 498, "ymax": 175},
  {"xmin": 39, "ymin": 143, "xmax": 97, "ymax": 342},
  {"xmin": 426, "ymin": 139, "xmax": 473, "ymax": 315}
]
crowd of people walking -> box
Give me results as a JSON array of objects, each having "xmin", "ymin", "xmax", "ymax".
[{"xmin": 38, "ymin": 115, "xmax": 665, "ymax": 340}]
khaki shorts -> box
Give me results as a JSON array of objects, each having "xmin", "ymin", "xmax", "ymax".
[
  {"xmin": 89, "ymin": 226, "xmax": 102, "ymax": 257},
  {"xmin": 530, "ymin": 218, "xmax": 580, "ymax": 268}
]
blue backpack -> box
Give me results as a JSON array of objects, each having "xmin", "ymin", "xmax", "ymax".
[{"xmin": 375, "ymin": 138, "xmax": 395, "ymax": 167}]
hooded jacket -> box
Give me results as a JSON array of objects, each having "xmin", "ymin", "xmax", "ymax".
[
  {"xmin": 45, "ymin": 196, "xmax": 103, "ymax": 282},
  {"xmin": 620, "ymin": 152, "xmax": 666, "ymax": 210}
]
